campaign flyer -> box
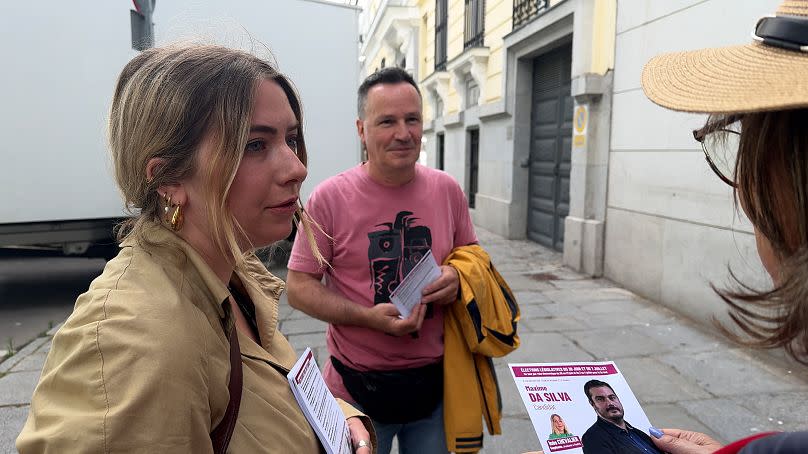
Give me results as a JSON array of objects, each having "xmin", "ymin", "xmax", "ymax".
[{"xmin": 508, "ymin": 362, "xmax": 657, "ymax": 454}]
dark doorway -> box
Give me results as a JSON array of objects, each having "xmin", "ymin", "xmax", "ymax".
[
  {"xmin": 468, "ymin": 128, "xmax": 479, "ymax": 208},
  {"xmin": 526, "ymin": 43, "xmax": 572, "ymax": 250},
  {"xmin": 436, "ymin": 132, "xmax": 445, "ymax": 170}
]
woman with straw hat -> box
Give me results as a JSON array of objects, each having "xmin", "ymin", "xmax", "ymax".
[{"xmin": 642, "ymin": 1, "xmax": 808, "ymax": 453}]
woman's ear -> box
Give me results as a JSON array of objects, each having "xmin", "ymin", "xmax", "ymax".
[
  {"xmin": 145, "ymin": 157, "xmax": 165, "ymax": 183},
  {"xmin": 146, "ymin": 157, "xmax": 186, "ymax": 206}
]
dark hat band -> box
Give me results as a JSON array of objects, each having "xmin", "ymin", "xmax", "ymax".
[{"xmin": 754, "ymin": 14, "xmax": 808, "ymax": 51}]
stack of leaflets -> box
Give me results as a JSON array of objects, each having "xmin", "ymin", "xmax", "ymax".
[
  {"xmin": 509, "ymin": 361, "xmax": 657, "ymax": 454},
  {"xmin": 287, "ymin": 348, "xmax": 352, "ymax": 454}
]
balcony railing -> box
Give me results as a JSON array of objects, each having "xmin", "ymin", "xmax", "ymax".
[
  {"xmin": 464, "ymin": 0, "xmax": 485, "ymax": 49},
  {"xmin": 513, "ymin": 0, "xmax": 547, "ymax": 29}
]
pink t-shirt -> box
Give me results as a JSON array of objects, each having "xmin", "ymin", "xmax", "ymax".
[{"xmin": 288, "ymin": 163, "xmax": 477, "ymax": 400}]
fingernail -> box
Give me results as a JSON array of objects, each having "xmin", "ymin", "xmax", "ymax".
[{"xmin": 649, "ymin": 427, "xmax": 663, "ymax": 439}]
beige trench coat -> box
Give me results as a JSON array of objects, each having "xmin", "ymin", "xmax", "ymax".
[{"xmin": 17, "ymin": 224, "xmax": 373, "ymax": 453}]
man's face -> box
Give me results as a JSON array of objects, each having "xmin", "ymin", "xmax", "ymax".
[
  {"xmin": 589, "ymin": 386, "xmax": 624, "ymax": 423},
  {"xmin": 357, "ymin": 82, "xmax": 422, "ymax": 176}
]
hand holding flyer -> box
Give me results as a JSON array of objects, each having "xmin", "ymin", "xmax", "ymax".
[
  {"xmin": 509, "ymin": 361, "xmax": 661, "ymax": 454},
  {"xmin": 389, "ymin": 249, "xmax": 441, "ymax": 318},
  {"xmin": 287, "ymin": 348, "xmax": 352, "ymax": 454}
]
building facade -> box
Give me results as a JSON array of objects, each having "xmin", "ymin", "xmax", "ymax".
[
  {"xmin": 359, "ymin": 0, "xmax": 775, "ymax": 334},
  {"xmin": 360, "ymin": 0, "xmax": 617, "ymax": 277}
]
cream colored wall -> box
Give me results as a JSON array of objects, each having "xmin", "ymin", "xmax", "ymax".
[
  {"xmin": 368, "ymin": 0, "xmax": 381, "ymax": 22},
  {"xmin": 445, "ymin": 0, "xmax": 464, "ymax": 112},
  {"xmin": 419, "ymin": 10, "xmax": 431, "ymax": 81},
  {"xmin": 417, "ymin": 0, "xmax": 434, "ymax": 120},
  {"xmin": 414, "ymin": 0, "xmax": 616, "ymax": 88},
  {"xmin": 417, "ymin": 0, "xmax": 512, "ymax": 121},
  {"xmin": 367, "ymin": 47, "xmax": 394, "ymax": 75},
  {"xmin": 415, "ymin": 0, "xmax": 615, "ymax": 121},
  {"xmin": 361, "ymin": 0, "xmax": 396, "ymax": 79},
  {"xmin": 418, "ymin": 0, "xmax": 436, "ymax": 121},
  {"xmin": 483, "ymin": 0, "xmax": 512, "ymax": 103},
  {"xmin": 591, "ymin": 0, "xmax": 616, "ymax": 74}
]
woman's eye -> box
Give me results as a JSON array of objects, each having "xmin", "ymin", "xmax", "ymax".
[
  {"xmin": 286, "ymin": 136, "xmax": 299, "ymax": 151},
  {"xmin": 245, "ymin": 139, "xmax": 266, "ymax": 153}
]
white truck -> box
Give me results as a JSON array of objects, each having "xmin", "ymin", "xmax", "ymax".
[{"xmin": 0, "ymin": 0, "xmax": 361, "ymax": 257}]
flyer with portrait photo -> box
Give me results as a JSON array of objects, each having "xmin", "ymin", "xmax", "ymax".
[{"xmin": 509, "ymin": 361, "xmax": 659, "ymax": 454}]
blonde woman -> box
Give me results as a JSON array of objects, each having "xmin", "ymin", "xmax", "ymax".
[
  {"xmin": 548, "ymin": 414, "xmax": 574, "ymax": 440},
  {"xmin": 642, "ymin": 1, "xmax": 808, "ymax": 453},
  {"xmin": 16, "ymin": 43, "xmax": 374, "ymax": 453}
]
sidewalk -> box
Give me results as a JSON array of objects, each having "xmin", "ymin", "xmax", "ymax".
[{"xmin": 2, "ymin": 227, "xmax": 808, "ymax": 453}]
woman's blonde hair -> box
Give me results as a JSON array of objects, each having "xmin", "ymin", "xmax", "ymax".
[
  {"xmin": 109, "ymin": 43, "xmax": 325, "ymax": 270},
  {"xmin": 706, "ymin": 109, "xmax": 808, "ymax": 364}
]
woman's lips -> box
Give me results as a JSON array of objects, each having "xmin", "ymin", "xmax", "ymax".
[{"xmin": 266, "ymin": 198, "xmax": 298, "ymax": 214}]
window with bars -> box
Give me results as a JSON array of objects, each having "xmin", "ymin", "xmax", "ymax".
[
  {"xmin": 435, "ymin": 0, "xmax": 448, "ymax": 70},
  {"xmin": 464, "ymin": 0, "xmax": 485, "ymax": 49}
]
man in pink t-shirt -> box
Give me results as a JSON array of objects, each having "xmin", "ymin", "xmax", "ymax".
[{"xmin": 287, "ymin": 67, "xmax": 476, "ymax": 454}]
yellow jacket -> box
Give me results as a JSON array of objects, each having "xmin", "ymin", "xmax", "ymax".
[
  {"xmin": 17, "ymin": 224, "xmax": 371, "ymax": 453},
  {"xmin": 443, "ymin": 245, "xmax": 520, "ymax": 453}
]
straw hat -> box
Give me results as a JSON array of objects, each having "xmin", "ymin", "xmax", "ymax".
[{"xmin": 642, "ymin": 0, "xmax": 808, "ymax": 114}]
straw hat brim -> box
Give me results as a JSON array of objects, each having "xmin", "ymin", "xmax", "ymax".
[{"xmin": 641, "ymin": 41, "xmax": 808, "ymax": 114}]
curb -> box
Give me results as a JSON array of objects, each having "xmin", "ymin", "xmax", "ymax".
[{"xmin": 0, "ymin": 324, "xmax": 61, "ymax": 376}]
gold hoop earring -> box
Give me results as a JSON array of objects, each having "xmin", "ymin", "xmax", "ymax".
[{"xmin": 170, "ymin": 204, "xmax": 184, "ymax": 231}]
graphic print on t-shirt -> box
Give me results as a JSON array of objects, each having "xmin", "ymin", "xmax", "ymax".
[{"xmin": 367, "ymin": 211, "xmax": 432, "ymax": 305}]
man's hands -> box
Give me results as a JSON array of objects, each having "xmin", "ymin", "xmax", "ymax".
[
  {"xmin": 651, "ymin": 428, "xmax": 724, "ymax": 454},
  {"xmin": 346, "ymin": 416, "xmax": 372, "ymax": 453},
  {"xmin": 421, "ymin": 265, "xmax": 459, "ymax": 306},
  {"xmin": 361, "ymin": 265, "xmax": 458, "ymax": 336},
  {"xmin": 365, "ymin": 302, "xmax": 427, "ymax": 336}
]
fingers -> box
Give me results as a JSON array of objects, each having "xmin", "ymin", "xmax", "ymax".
[
  {"xmin": 421, "ymin": 283, "xmax": 456, "ymax": 305},
  {"xmin": 392, "ymin": 303, "xmax": 426, "ymax": 335},
  {"xmin": 411, "ymin": 303, "xmax": 427, "ymax": 331},
  {"xmin": 651, "ymin": 429, "xmax": 723, "ymax": 454},
  {"xmin": 346, "ymin": 417, "xmax": 372, "ymax": 453},
  {"xmin": 368, "ymin": 303, "xmax": 423, "ymax": 336},
  {"xmin": 663, "ymin": 428, "xmax": 722, "ymax": 447},
  {"xmin": 421, "ymin": 266, "xmax": 459, "ymax": 305}
]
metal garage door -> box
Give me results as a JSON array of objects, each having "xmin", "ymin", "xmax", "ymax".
[{"xmin": 527, "ymin": 43, "xmax": 572, "ymax": 250}]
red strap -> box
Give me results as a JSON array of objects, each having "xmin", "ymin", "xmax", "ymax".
[
  {"xmin": 713, "ymin": 432, "xmax": 779, "ymax": 454},
  {"xmin": 210, "ymin": 328, "xmax": 243, "ymax": 453}
]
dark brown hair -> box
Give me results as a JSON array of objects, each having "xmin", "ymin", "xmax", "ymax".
[{"xmin": 710, "ymin": 108, "xmax": 808, "ymax": 363}]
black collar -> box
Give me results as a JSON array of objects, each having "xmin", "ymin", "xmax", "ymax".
[{"xmin": 595, "ymin": 415, "xmax": 635, "ymax": 434}]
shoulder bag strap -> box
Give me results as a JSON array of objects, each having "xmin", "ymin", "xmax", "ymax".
[{"xmin": 210, "ymin": 327, "xmax": 243, "ymax": 453}]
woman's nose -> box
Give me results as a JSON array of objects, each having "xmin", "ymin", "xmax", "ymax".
[{"xmin": 283, "ymin": 146, "xmax": 307, "ymax": 185}]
